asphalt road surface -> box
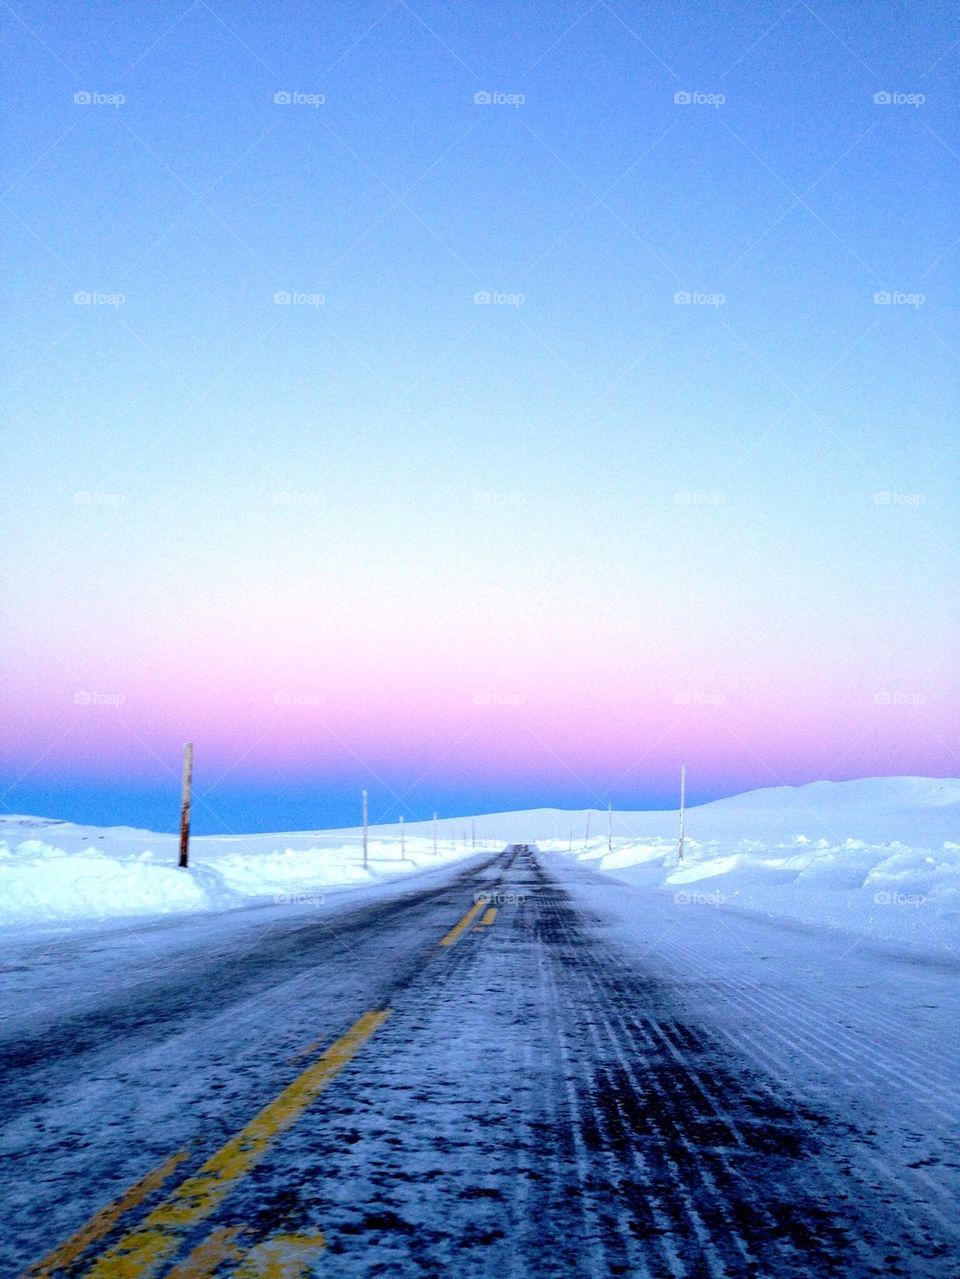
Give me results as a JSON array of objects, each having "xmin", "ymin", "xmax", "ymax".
[{"xmin": 2, "ymin": 845, "xmax": 956, "ymax": 1277}]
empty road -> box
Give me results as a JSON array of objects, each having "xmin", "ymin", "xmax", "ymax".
[{"xmin": 2, "ymin": 845, "xmax": 957, "ymax": 1277}]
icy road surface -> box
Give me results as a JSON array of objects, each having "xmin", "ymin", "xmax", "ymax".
[{"xmin": 2, "ymin": 846, "xmax": 958, "ymax": 1277}]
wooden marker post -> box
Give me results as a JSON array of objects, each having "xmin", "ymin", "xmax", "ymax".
[
  {"xmin": 178, "ymin": 742, "xmax": 193, "ymax": 869},
  {"xmin": 399, "ymin": 814, "xmax": 405, "ymax": 860},
  {"xmin": 678, "ymin": 763, "xmax": 687, "ymax": 863},
  {"xmin": 433, "ymin": 811, "xmax": 438, "ymax": 857},
  {"xmin": 608, "ymin": 801, "xmax": 613, "ymax": 854}
]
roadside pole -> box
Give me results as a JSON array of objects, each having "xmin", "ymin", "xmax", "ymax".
[
  {"xmin": 584, "ymin": 810, "xmax": 591, "ymax": 849},
  {"xmin": 678, "ymin": 764, "xmax": 686, "ymax": 863},
  {"xmin": 399, "ymin": 814, "xmax": 405, "ymax": 861},
  {"xmin": 433, "ymin": 811, "xmax": 438, "ymax": 858},
  {"xmin": 178, "ymin": 742, "xmax": 193, "ymax": 869},
  {"xmin": 608, "ymin": 801, "xmax": 613, "ymax": 854},
  {"xmin": 362, "ymin": 789, "xmax": 369, "ymax": 869}
]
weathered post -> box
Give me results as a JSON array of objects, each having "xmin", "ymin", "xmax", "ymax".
[
  {"xmin": 178, "ymin": 742, "xmax": 193, "ymax": 869},
  {"xmin": 678, "ymin": 763, "xmax": 687, "ymax": 863},
  {"xmin": 399, "ymin": 813, "xmax": 405, "ymax": 860}
]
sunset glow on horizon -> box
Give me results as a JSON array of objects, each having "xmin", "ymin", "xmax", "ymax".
[{"xmin": 2, "ymin": 1, "xmax": 956, "ymax": 832}]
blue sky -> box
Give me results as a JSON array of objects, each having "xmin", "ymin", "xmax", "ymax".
[{"xmin": 2, "ymin": 1, "xmax": 957, "ymax": 832}]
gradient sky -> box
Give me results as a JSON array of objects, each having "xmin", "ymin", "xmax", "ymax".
[{"xmin": 2, "ymin": 0, "xmax": 957, "ymax": 833}]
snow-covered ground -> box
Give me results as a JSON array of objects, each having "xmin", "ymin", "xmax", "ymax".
[
  {"xmin": 545, "ymin": 776, "xmax": 960, "ymax": 952},
  {"xmin": 1, "ymin": 777, "xmax": 957, "ymax": 950},
  {"xmin": 0, "ymin": 818, "xmax": 486, "ymax": 929}
]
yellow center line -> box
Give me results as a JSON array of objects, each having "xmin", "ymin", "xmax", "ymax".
[
  {"xmin": 164, "ymin": 1226, "xmax": 244, "ymax": 1278},
  {"xmin": 479, "ymin": 907, "xmax": 497, "ymax": 927},
  {"xmin": 80, "ymin": 1009, "xmax": 390, "ymax": 1279},
  {"xmin": 22, "ymin": 1149, "xmax": 189, "ymax": 1277},
  {"xmin": 439, "ymin": 900, "xmax": 485, "ymax": 947},
  {"xmin": 234, "ymin": 1229, "xmax": 327, "ymax": 1277}
]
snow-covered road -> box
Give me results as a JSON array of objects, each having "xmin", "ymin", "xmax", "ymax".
[{"xmin": 3, "ymin": 846, "xmax": 958, "ymax": 1277}]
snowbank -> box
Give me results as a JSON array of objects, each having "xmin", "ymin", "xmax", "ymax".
[
  {"xmin": 541, "ymin": 778, "xmax": 960, "ymax": 948},
  {"xmin": 0, "ymin": 819, "xmax": 483, "ymax": 929}
]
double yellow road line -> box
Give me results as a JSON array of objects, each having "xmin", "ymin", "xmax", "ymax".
[
  {"xmin": 439, "ymin": 895, "xmax": 500, "ymax": 947},
  {"xmin": 27, "ymin": 1012, "xmax": 388, "ymax": 1279},
  {"xmin": 27, "ymin": 884, "xmax": 510, "ymax": 1277}
]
